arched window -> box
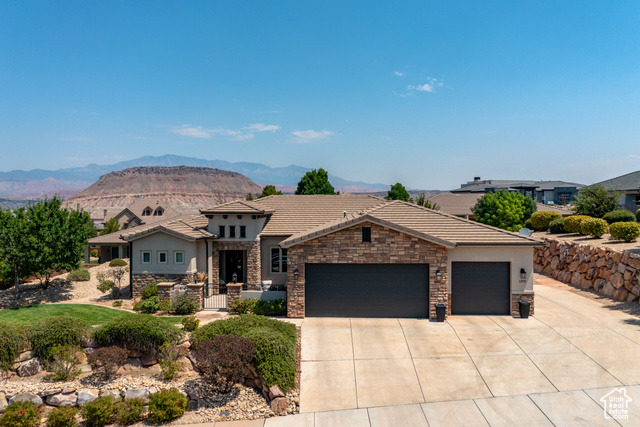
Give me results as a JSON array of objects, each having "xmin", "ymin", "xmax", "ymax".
[
  {"xmin": 142, "ymin": 207, "xmax": 152, "ymax": 216},
  {"xmin": 154, "ymin": 207, "xmax": 164, "ymax": 216}
]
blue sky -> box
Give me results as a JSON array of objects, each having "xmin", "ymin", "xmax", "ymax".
[{"xmin": 1, "ymin": 1, "xmax": 639, "ymax": 190}]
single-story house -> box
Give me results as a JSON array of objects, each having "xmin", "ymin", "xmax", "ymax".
[
  {"xmin": 97, "ymin": 194, "xmax": 540, "ymax": 319},
  {"xmin": 452, "ymin": 177, "xmax": 582, "ymax": 205},
  {"xmin": 596, "ymin": 170, "xmax": 640, "ymax": 213}
]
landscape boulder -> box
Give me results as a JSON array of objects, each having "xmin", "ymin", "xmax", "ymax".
[
  {"xmin": 9, "ymin": 393, "xmax": 42, "ymax": 406},
  {"xmin": 125, "ymin": 388, "xmax": 150, "ymax": 403},
  {"xmin": 77, "ymin": 389, "xmax": 100, "ymax": 406},
  {"xmin": 46, "ymin": 393, "xmax": 78, "ymax": 407},
  {"xmin": 17, "ymin": 359, "xmax": 42, "ymax": 377}
]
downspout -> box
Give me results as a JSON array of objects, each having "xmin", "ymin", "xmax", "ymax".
[{"xmin": 129, "ymin": 241, "xmax": 133, "ymax": 298}]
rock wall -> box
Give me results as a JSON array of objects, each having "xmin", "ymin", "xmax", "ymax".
[{"xmin": 534, "ymin": 238, "xmax": 640, "ymax": 303}]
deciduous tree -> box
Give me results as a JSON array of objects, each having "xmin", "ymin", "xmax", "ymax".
[
  {"xmin": 472, "ymin": 190, "xmax": 537, "ymax": 232},
  {"xmin": 415, "ymin": 193, "xmax": 440, "ymax": 210},
  {"xmin": 258, "ymin": 185, "xmax": 282, "ymax": 198},
  {"xmin": 386, "ymin": 183, "xmax": 411, "ymax": 202},
  {"xmin": 573, "ymin": 184, "xmax": 620, "ymax": 218},
  {"xmin": 295, "ymin": 169, "xmax": 336, "ymax": 195}
]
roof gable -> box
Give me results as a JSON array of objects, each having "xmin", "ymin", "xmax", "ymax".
[
  {"xmin": 200, "ymin": 200, "xmax": 273, "ymax": 215},
  {"xmin": 120, "ymin": 215, "xmax": 215, "ymax": 242}
]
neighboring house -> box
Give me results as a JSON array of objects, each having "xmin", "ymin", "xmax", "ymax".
[
  {"xmin": 91, "ymin": 199, "xmax": 179, "ymax": 231},
  {"xmin": 452, "ymin": 177, "xmax": 582, "ymax": 205},
  {"xmin": 596, "ymin": 170, "xmax": 640, "ymax": 213},
  {"xmin": 428, "ymin": 193, "xmax": 573, "ymax": 220}
]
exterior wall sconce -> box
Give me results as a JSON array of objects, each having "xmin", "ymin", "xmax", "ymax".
[
  {"xmin": 293, "ymin": 268, "xmax": 299, "ymax": 279},
  {"xmin": 520, "ymin": 268, "xmax": 526, "ymax": 280},
  {"xmin": 232, "ymin": 272, "xmax": 238, "ymax": 283},
  {"xmin": 435, "ymin": 270, "xmax": 442, "ymax": 281}
]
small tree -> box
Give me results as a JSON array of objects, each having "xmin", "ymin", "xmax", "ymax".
[
  {"xmin": 258, "ymin": 184, "xmax": 283, "ymax": 198},
  {"xmin": 246, "ymin": 193, "xmax": 254, "ymax": 201},
  {"xmin": 415, "ymin": 193, "xmax": 440, "ymax": 210},
  {"xmin": 295, "ymin": 169, "xmax": 336, "ymax": 195},
  {"xmin": 472, "ymin": 190, "xmax": 537, "ymax": 232},
  {"xmin": 100, "ymin": 217, "xmax": 121, "ymax": 235},
  {"xmin": 386, "ymin": 183, "xmax": 411, "ymax": 201},
  {"xmin": 0, "ymin": 208, "xmax": 32, "ymax": 300},
  {"xmin": 573, "ymin": 184, "xmax": 620, "ymax": 218}
]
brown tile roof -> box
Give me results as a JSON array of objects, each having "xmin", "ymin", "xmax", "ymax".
[
  {"xmin": 253, "ymin": 194, "xmax": 387, "ymax": 236},
  {"xmin": 280, "ymin": 200, "xmax": 541, "ymax": 248},
  {"xmin": 427, "ymin": 193, "xmax": 482, "ymax": 217},
  {"xmin": 119, "ymin": 214, "xmax": 215, "ymax": 242},
  {"xmin": 200, "ymin": 200, "xmax": 273, "ymax": 215},
  {"xmin": 88, "ymin": 232, "xmax": 128, "ymax": 245}
]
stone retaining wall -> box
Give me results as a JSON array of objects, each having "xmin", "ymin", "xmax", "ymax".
[{"xmin": 534, "ymin": 238, "xmax": 640, "ymax": 303}]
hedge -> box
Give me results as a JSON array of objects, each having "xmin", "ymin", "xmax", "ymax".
[
  {"xmin": 609, "ymin": 222, "xmax": 640, "ymax": 242},
  {"xmin": 27, "ymin": 316, "xmax": 88, "ymax": 362},
  {"xmin": 93, "ymin": 314, "xmax": 182, "ymax": 353},
  {"xmin": 0, "ymin": 322, "xmax": 26, "ymax": 372},
  {"xmin": 563, "ymin": 215, "xmax": 591, "ymax": 234}
]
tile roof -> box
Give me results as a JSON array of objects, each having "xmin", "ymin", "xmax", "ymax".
[
  {"xmin": 596, "ymin": 170, "xmax": 640, "ymax": 191},
  {"xmin": 119, "ymin": 214, "xmax": 215, "ymax": 242},
  {"xmin": 105, "ymin": 198, "xmax": 179, "ymax": 224},
  {"xmin": 88, "ymin": 232, "xmax": 128, "ymax": 245},
  {"xmin": 253, "ymin": 194, "xmax": 387, "ymax": 236},
  {"xmin": 427, "ymin": 193, "xmax": 482, "ymax": 217},
  {"xmin": 200, "ymin": 200, "xmax": 273, "ymax": 215},
  {"xmin": 280, "ymin": 200, "xmax": 541, "ymax": 248}
]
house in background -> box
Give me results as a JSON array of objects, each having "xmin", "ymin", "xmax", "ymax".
[
  {"xmin": 596, "ymin": 170, "xmax": 640, "ymax": 213},
  {"xmin": 97, "ymin": 194, "xmax": 540, "ymax": 319},
  {"xmin": 452, "ymin": 177, "xmax": 582, "ymax": 205}
]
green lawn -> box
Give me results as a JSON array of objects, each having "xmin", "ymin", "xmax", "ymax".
[{"xmin": 0, "ymin": 303, "xmax": 185, "ymax": 326}]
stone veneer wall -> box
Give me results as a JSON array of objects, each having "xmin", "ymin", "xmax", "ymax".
[
  {"xmin": 511, "ymin": 293, "xmax": 534, "ymax": 316},
  {"xmin": 131, "ymin": 273, "xmax": 194, "ymax": 299},
  {"xmin": 534, "ymin": 238, "xmax": 640, "ymax": 303},
  {"xmin": 285, "ymin": 222, "xmax": 448, "ymax": 318},
  {"xmin": 210, "ymin": 240, "xmax": 261, "ymax": 286}
]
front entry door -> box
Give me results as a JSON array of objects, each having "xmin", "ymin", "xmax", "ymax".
[{"xmin": 224, "ymin": 250, "xmax": 245, "ymax": 284}]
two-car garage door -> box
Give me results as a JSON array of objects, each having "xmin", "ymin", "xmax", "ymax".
[{"xmin": 305, "ymin": 264, "xmax": 429, "ymax": 318}]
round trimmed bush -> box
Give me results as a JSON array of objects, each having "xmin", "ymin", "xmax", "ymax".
[
  {"xmin": 28, "ymin": 316, "xmax": 88, "ymax": 362},
  {"xmin": 610, "ymin": 222, "xmax": 640, "ymax": 242},
  {"xmin": 524, "ymin": 219, "xmax": 533, "ymax": 230},
  {"xmin": 67, "ymin": 268, "xmax": 90, "ymax": 282},
  {"xmin": 530, "ymin": 211, "xmax": 562, "ymax": 231},
  {"xmin": 580, "ymin": 218, "xmax": 608, "ymax": 238},
  {"xmin": 108, "ymin": 258, "xmax": 127, "ymax": 267},
  {"xmin": 93, "ymin": 314, "xmax": 182, "ymax": 353},
  {"xmin": 148, "ymin": 388, "xmax": 187, "ymax": 423},
  {"xmin": 603, "ymin": 209, "xmax": 636, "ymax": 224},
  {"xmin": 563, "ymin": 215, "xmax": 591, "ymax": 234},
  {"xmin": 548, "ymin": 217, "xmax": 565, "ymax": 234},
  {"xmin": 1, "ymin": 401, "xmax": 39, "ymax": 427},
  {"xmin": 0, "ymin": 322, "xmax": 26, "ymax": 372},
  {"xmin": 171, "ymin": 295, "xmax": 199, "ymax": 315}
]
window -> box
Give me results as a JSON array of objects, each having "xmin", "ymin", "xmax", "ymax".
[
  {"xmin": 240, "ymin": 225, "xmax": 246, "ymax": 238},
  {"xmin": 142, "ymin": 207, "xmax": 152, "ymax": 216},
  {"xmin": 218, "ymin": 225, "xmax": 225, "ymax": 237},
  {"xmin": 229, "ymin": 226, "xmax": 236, "ymax": 238},
  {"xmin": 362, "ymin": 227, "xmax": 372, "ymax": 243},
  {"xmin": 154, "ymin": 207, "xmax": 164, "ymax": 216},
  {"xmin": 237, "ymin": 215, "xmax": 242, "ymax": 219},
  {"xmin": 174, "ymin": 251, "xmax": 184, "ymax": 264},
  {"xmin": 271, "ymin": 248, "xmax": 288, "ymax": 273},
  {"xmin": 141, "ymin": 251, "xmax": 151, "ymax": 264},
  {"xmin": 158, "ymin": 251, "xmax": 168, "ymax": 264}
]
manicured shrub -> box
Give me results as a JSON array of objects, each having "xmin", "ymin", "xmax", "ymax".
[
  {"xmin": 563, "ymin": 215, "xmax": 591, "ymax": 233},
  {"xmin": 580, "ymin": 218, "xmax": 608, "ymax": 238},
  {"xmin": 86, "ymin": 345, "xmax": 129, "ymax": 380},
  {"xmin": 524, "ymin": 219, "xmax": 532, "ymax": 230},
  {"xmin": 194, "ymin": 335, "xmax": 255, "ymax": 392},
  {"xmin": 46, "ymin": 406, "xmax": 78, "ymax": 427},
  {"xmin": 603, "ymin": 209, "xmax": 636, "ymax": 224},
  {"xmin": 147, "ymin": 388, "xmax": 187, "ymax": 423},
  {"xmin": 610, "ymin": 222, "xmax": 640, "ymax": 242},
  {"xmin": 67, "ymin": 268, "xmax": 90, "ymax": 282},
  {"xmin": 171, "ymin": 295, "xmax": 199, "ymax": 315},
  {"xmin": 529, "ymin": 211, "xmax": 562, "ymax": 231},
  {"xmin": 108, "ymin": 258, "xmax": 127, "ymax": 267},
  {"xmin": 0, "ymin": 401, "xmax": 39, "ymax": 427},
  {"xmin": 229, "ymin": 298, "xmax": 257, "ymax": 314},
  {"xmin": 159, "ymin": 298, "xmax": 171, "ymax": 312},
  {"xmin": 46, "ymin": 345, "xmax": 82, "ymax": 381},
  {"xmin": 28, "ymin": 316, "xmax": 88, "ymax": 362},
  {"xmin": 548, "ymin": 218, "xmax": 565, "ymax": 234},
  {"xmin": 93, "ymin": 314, "xmax": 182, "ymax": 354},
  {"xmin": 191, "ymin": 314, "xmax": 297, "ymax": 392},
  {"xmin": 181, "ymin": 316, "xmax": 199, "ymax": 332},
  {"xmin": 90, "ymin": 249, "xmax": 98, "ymax": 258},
  {"xmin": 0, "ymin": 322, "xmax": 26, "ymax": 372},
  {"xmin": 134, "ymin": 296, "xmax": 161, "ymax": 313},
  {"xmin": 80, "ymin": 396, "xmax": 115, "ymax": 427},
  {"xmin": 113, "ymin": 398, "xmax": 145, "ymax": 425},
  {"xmin": 96, "ymin": 278, "xmax": 115, "ymax": 294},
  {"xmin": 158, "ymin": 343, "xmax": 187, "ymax": 380},
  {"xmin": 141, "ymin": 282, "xmax": 158, "ymax": 299},
  {"xmin": 230, "ymin": 298, "xmax": 287, "ymax": 316}
]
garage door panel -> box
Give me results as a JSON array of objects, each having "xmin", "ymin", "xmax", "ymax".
[
  {"xmin": 305, "ymin": 264, "xmax": 429, "ymax": 318},
  {"xmin": 452, "ymin": 262, "xmax": 510, "ymax": 315}
]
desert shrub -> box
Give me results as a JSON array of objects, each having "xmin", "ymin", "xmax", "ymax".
[
  {"xmin": 112, "ymin": 300, "xmax": 122, "ymax": 307},
  {"xmin": 67, "ymin": 268, "xmax": 90, "ymax": 282},
  {"xmin": 524, "ymin": 219, "xmax": 532, "ymax": 230},
  {"xmin": 191, "ymin": 314, "xmax": 296, "ymax": 392},
  {"xmin": 93, "ymin": 314, "xmax": 182, "ymax": 354},
  {"xmin": 264, "ymin": 298, "xmax": 286, "ymax": 316},
  {"xmin": 28, "ymin": 316, "xmax": 88, "ymax": 362},
  {"xmin": 134, "ymin": 296, "xmax": 161, "ymax": 313},
  {"xmin": 181, "ymin": 316, "xmax": 199, "ymax": 332},
  {"xmin": 141, "ymin": 282, "xmax": 158, "ymax": 299},
  {"xmin": 108, "ymin": 258, "xmax": 127, "ymax": 267},
  {"xmin": 0, "ymin": 322, "xmax": 26, "ymax": 372},
  {"xmin": 158, "ymin": 343, "xmax": 187, "ymax": 380},
  {"xmin": 147, "ymin": 388, "xmax": 187, "ymax": 423},
  {"xmin": 0, "ymin": 401, "xmax": 39, "ymax": 427},
  {"xmin": 159, "ymin": 298, "xmax": 171, "ymax": 312},
  {"xmin": 580, "ymin": 218, "xmax": 608, "ymax": 238},
  {"xmin": 229, "ymin": 298, "xmax": 257, "ymax": 314},
  {"xmin": 603, "ymin": 209, "xmax": 636, "ymax": 224},
  {"xmin": 86, "ymin": 345, "xmax": 129, "ymax": 380},
  {"xmin": 563, "ymin": 215, "xmax": 591, "ymax": 233},
  {"xmin": 194, "ymin": 335, "xmax": 255, "ymax": 392},
  {"xmin": 231, "ymin": 298, "xmax": 286, "ymax": 316},
  {"xmin": 610, "ymin": 222, "xmax": 640, "ymax": 242},
  {"xmin": 529, "ymin": 211, "xmax": 562, "ymax": 231},
  {"xmin": 548, "ymin": 218, "xmax": 565, "ymax": 234},
  {"xmin": 96, "ymin": 278, "xmax": 115, "ymax": 294},
  {"xmin": 80, "ymin": 396, "xmax": 115, "ymax": 427},
  {"xmin": 46, "ymin": 406, "xmax": 78, "ymax": 427},
  {"xmin": 90, "ymin": 249, "xmax": 98, "ymax": 258},
  {"xmin": 171, "ymin": 295, "xmax": 199, "ymax": 315},
  {"xmin": 113, "ymin": 398, "xmax": 145, "ymax": 425},
  {"xmin": 46, "ymin": 345, "xmax": 82, "ymax": 381}
]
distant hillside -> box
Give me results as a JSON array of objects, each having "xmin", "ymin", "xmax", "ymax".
[
  {"xmin": 0, "ymin": 198, "xmax": 31, "ymax": 210},
  {"xmin": 67, "ymin": 166, "xmax": 262, "ymax": 211},
  {"xmin": 0, "ymin": 154, "xmax": 389, "ymax": 198}
]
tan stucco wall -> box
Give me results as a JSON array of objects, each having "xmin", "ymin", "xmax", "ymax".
[
  {"xmin": 206, "ymin": 215, "xmax": 267, "ymax": 242},
  {"xmin": 447, "ymin": 246, "xmax": 534, "ymax": 294},
  {"xmin": 260, "ymin": 236, "xmax": 289, "ymax": 285},
  {"xmin": 131, "ymin": 232, "xmax": 198, "ymax": 275}
]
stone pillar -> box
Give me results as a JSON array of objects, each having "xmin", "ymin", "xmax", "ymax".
[
  {"xmin": 187, "ymin": 283, "xmax": 204, "ymax": 311},
  {"xmin": 246, "ymin": 240, "xmax": 261, "ymax": 286},
  {"xmin": 210, "ymin": 245, "xmax": 219, "ymax": 295},
  {"xmin": 227, "ymin": 283, "xmax": 242, "ymax": 309},
  {"xmin": 512, "ymin": 293, "xmax": 535, "ymax": 317},
  {"xmin": 286, "ymin": 250, "xmax": 304, "ymax": 318}
]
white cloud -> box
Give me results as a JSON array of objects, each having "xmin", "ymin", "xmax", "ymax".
[
  {"xmin": 245, "ymin": 123, "xmax": 281, "ymax": 132},
  {"xmin": 172, "ymin": 123, "xmax": 281, "ymax": 140},
  {"xmin": 291, "ymin": 130, "xmax": 334, "ymax": 143},
  {"xmin": 394, "ymin": 71, "xmax": 405, "ymax": 76},
  {"xmin": 406, "ymin": 77, "xmax": 444, "ymax": 94},
  {"xmin": 629, "ymin": 154, "xmax": 640, "ymax": 159},
  {"xmin": 171, "ymin": 125, "xmax": 211, "ymax": 138}
]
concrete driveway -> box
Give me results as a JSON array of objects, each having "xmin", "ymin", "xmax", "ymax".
[{"xmin": 299, "ymin": 279, "xmax": 640, "ymax": 421}]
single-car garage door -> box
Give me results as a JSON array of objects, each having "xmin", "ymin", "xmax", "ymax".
[
  {"xmin": 451, "ymin": 262, "xmax": 510, "ymax": 315},
  {"xmin": 305, "ymin": 263, "xmax": 429, "ymax": 318}
]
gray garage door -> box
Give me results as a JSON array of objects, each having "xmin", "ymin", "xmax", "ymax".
[
  {"xmin": 305, "ymin": 263, "xmax": 429, "ymax": 318},
  {"xmin": 451, "ymin": 262, "xmax": 510, "ymax": 315}
]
